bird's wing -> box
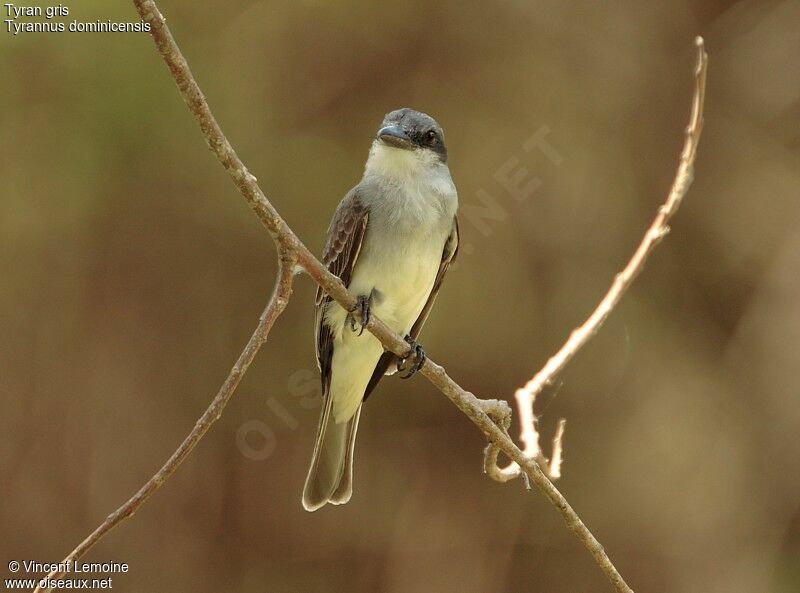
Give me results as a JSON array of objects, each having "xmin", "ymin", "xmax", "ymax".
[
  {"xmin": 315, "ymin": 188, "xmax": 370, "ymax": 388},
  {"xmin": 364, "ymin": 214, "xmax": 460, "ymax": 399},
  {"xmin": 305, "ymin": 189, "xmax": 368, "ymax": 510}
]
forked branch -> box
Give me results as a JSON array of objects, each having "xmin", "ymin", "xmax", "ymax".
[{"xmin": 32, "ymin": 4, "xmax": 708, "ymax": 592}]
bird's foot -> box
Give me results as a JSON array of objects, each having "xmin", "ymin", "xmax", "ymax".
[
  {"xmin": 347, "ymin": 293, "xmax": 372, "ymax": 336},
  {"xmin": 397, "ymin": 335, "xmax": 426, "ymax": 379}
]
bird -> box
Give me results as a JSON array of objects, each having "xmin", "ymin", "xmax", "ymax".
[{"xmin": 302, "ymin": 108, "xmax": 460, "ymax": 511}]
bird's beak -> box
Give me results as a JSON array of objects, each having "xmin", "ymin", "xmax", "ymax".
[{"xmin": 377, "ymin": 125, "xmax": 414, "ymax": 150}]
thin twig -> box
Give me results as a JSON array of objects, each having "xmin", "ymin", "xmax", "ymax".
[
  {"xmin": 38, "ymin": 4, "xmax": 709, "ymax": 592},
  {"xmin": 488, "ymin": 37, "xmax": 708, "ymax": 482},
  {"xmin": 33, "ymin": 253, "xmax": 295, "ymax": 592}
]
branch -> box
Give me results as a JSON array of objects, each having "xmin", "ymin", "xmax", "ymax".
[
  {"xmin": 487, "ymin": 37, "xmax": 708, "ymax": 482},
  {"xmin": 36, "ymin": 3, "xmax": 709, "ymax": 592},
  {"xmin": 33, "ymin": 252, "xmax": 295, "ymax": 592}
]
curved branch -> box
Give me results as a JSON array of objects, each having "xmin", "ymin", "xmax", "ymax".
[{"xmin": 489, "ymin": 38, "xmax": 708, "ymax": 481}]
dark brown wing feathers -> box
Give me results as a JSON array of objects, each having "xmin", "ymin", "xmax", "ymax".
[{"xmin": 315, "ymin": 190, "xmax": 370, "ymax": 392}]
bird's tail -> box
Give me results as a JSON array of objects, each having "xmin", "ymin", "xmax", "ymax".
[{"xmin": 302, "ymin": 398, "xmax": 361, "ymax": 512}]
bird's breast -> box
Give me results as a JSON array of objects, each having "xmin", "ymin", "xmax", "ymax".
[
  {"xmin": 324, "ymin": 218, "xmax": 448, "ymax": 341},
  {"xmin": 324, "ymin": 175, "xmax": 456, "ymax": 341},
  {"xmin": 361, "ymin": 239, "xmax": 440, "ymax": 326}
]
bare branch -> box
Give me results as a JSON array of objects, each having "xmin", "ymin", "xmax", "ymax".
[
  {"xmin": 37, "ymin": 4, "xmax": 709, "ymax": 593},
  {"xmin": 33, "ymin": 252, "xmax": 296, "ymax": 593},
  {"xmin": 488, "ymin": 37, "xmax": 709, "ymax": 483}
]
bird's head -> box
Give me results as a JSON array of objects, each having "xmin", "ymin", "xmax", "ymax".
[{"xmin": 365, "ymin": 108, "xmax": 449, "ymax": 181}]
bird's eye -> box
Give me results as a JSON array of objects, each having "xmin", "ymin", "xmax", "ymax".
[{"xmin": 426, "ymin": 130, "xmax": 438, "ymax": 144}]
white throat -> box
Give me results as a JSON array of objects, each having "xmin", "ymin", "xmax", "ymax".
[
  {"xmin": 360, "ymin": 142, "xmax": 457, "ymax": 229},
  {"xmin": 364, "ymin": 143, "xmax": 454, "ymax": 195}
]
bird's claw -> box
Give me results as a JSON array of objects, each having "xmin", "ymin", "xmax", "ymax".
[
  {"xmin": 348, "ymin": 294, "xmax": 372, "ymax": 336},
  {"xmin": 397, "ymin": 335, "xmax": 425, "ymax": 379}
]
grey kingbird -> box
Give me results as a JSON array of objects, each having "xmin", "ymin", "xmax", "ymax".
[{"xmin": 303, "ymin": 108, "xmax": 460, "ymax": 511}]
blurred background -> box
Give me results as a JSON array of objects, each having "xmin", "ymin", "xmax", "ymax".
[{"xmin": 2, "ymin": 1, "xmax": 799, "ymax": 591}]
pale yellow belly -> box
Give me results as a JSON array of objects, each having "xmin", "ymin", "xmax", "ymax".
[{"xmin": 324, "ymin": 245, "xmax": 441, "ymax": 423}]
